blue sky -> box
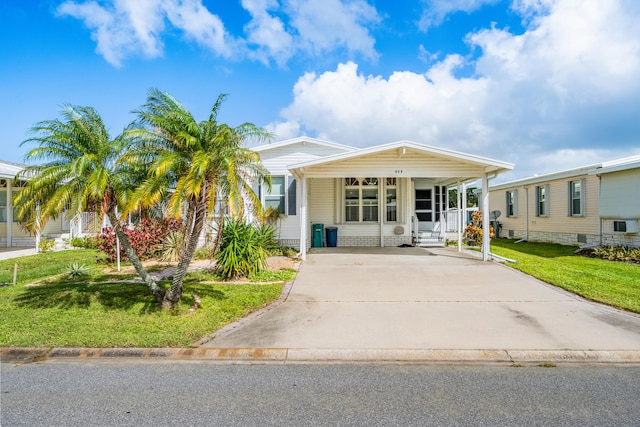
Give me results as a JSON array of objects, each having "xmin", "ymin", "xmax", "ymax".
[{"xmin": 1, "ymin": 0, "xmax": 639, "ymax": 181}]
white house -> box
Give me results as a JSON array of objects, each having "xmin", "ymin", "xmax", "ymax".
[
  {"xmin": 253, "ymin": 137, "xmax": 514, "ymax": 260},
  {"xmin": 489, "ymin": 155, "xmax": 640, "ymax": 247}
]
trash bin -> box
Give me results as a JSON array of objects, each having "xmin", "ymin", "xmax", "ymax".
[
  {"xmin": 325, "ymin": 226, "xmax": 338, "ymax": 247},
  {"xmin": 313, "ymin": 224, "xmax": 324, "ymax": 247},
  {"xmin": 491, "ymin": 220, "xmax": 501, "ymax": 238}
]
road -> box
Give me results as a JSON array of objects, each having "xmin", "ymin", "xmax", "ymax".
[{"xmin": 2, "ymin": 362, "xmax": 639, "ymax": 426}]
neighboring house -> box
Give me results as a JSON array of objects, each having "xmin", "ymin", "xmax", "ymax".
[
  {"xmin": 0, "ymin": 160, "xmax": 75, "ymax": 248},
  {"xmin": 489, "ymin": 155, "xmax": 640, "ymax": 247},
  {"xmin": 252, "ymin": 137, "xmax": 514, "ymax": 260}
]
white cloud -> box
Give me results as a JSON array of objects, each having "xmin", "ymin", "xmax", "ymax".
[
  {"xmin": 242, "ymin": 0, "xmax": 294, "ymax": 65},
  {"xmin": 419, "ymin": 0, "xmax": 501, "ymax": 31},
  {"xmin": 57, "ymin": 0, "xmax": 237, "ymax": 67},
  {"xmin": 241, "ymin": 0, "xmax": 381, "ymax": 65},
  {"xmin": 58, "ymin": 0, "xmax": 380, "ymax": 67},
  {"xmin": 58, "ymin": 0, "xmax": 166, "ymax": 67},
  {"xmin": 285, "ymin": 0, "xmax": 380, "ymax": 61},
  {"xmin": 270, "ymin": 0, "xmax": 640, "ymax": 178}
]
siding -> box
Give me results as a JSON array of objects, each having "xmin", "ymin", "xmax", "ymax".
[
  {"xmin": 258, "ymin": 144, "xmax": 350, "ymax": 175},
  {"xmin": 302, "ymin": 151, "xmax": 491, "ymax": 178},
  {"xmin": 489, "ymin": 174, "xmax": 600, "ymax": 245},
  {"xmin": 599, "ymin": 168, "xmax": 640, "ymax": 219}
]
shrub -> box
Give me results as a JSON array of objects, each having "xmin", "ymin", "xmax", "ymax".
[
  {"xmin": 160, "ymin": 231, "xmax": 184, "ymax": 262},
  {"xmin": 70, "ymin": 236, "xmax": 99, "ymax": 249},
  {"xmin": 193, "ymin": 246, "xmax": 214, "ymax": 260},
  {"xmin": 591, "ymin": 245, "xmax": 640, "ymax": 263},
  {"xmin": 38, "ymin": 238, "xmax": 56, "ymax": 252},
  {"xmin": 97, "ymin": 218, "xmax": 182, "ymax": 263},
  {"xmin": 64, "ymin": 262, "xmax": 91, "ymax": 280},
  {"xmin": 215, "ymin": 218, "xmax": 275, "ymax": 280},
  {"xmin": 463, "ymin": 211, "xmax": 494, "ymax": 245}
]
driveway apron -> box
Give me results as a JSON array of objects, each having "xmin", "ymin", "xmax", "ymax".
[{"xmin": 205, "ymin": 247, "xmax": 640, "ymax": 350}]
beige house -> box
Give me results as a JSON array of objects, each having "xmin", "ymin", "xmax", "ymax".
[{"xmin": 489, "ymin": 156, "xmax": 640, "ymax": 247}]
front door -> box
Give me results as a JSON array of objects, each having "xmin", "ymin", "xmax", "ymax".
[{"xmin": 415, "ymin": 188, "xmax": 433, "ymax": 231}]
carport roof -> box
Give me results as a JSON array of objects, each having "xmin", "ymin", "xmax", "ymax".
[{"xmin": 288, "ymin": 140, "xmax": 514, "ymax": 183}]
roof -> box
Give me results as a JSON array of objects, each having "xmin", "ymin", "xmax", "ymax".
[
  {"xmin": 251, "ymin": 136, "xmax": 356, "ymax": 153},
  {"xmin": 491, "ymin": 153, "xmax": 640, "ymax": 190},
  {"xmin": 0, "ymin": 160, "xmax": 26, "ymax": 179},
  {"xmin": 289, "ymin": 141, "xmax": 514, "ymax": 173}
]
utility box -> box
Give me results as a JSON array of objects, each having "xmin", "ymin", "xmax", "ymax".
[
  {"xmin": 326, "ymin": 226, "xmax": 338, "ymax": 247},
  {"xmin": 313, "ymin": 224, "xmax": 324, "ymax": 247}
]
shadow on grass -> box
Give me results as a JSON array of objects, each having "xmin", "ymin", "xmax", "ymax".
[
  {"xmin": 14, "ymin": 281, "xmax": 231, "ymax": 313},
  {"xmin": 14, "ymin": 281, "xmax": 161, "ymax": 313}
]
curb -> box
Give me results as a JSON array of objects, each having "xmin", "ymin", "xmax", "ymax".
[{"xmin": 3, "ymin": 347, "xmax": 640, "ymax": 365}]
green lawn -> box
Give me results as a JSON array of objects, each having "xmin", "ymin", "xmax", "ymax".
[
  {"xmin": 491, "ymin": 239, "xmax": 640, "ymax": 313},
  {"xmin": 0, "ymin": 250, "xmax": 289, "ymax": 347}
]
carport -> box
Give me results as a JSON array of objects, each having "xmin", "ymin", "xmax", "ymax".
[{"xmin": 288, "ymin": 141, "xmax": 514, "ymax": 261}]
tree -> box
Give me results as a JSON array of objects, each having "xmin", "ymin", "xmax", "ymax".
[
  {"xmin": 128, "ymin": 89, "xmax": 271, "ymax": 308},
  {"xmin": 14, "ymin": 105, "xmax": 166, "ymax": 303}
]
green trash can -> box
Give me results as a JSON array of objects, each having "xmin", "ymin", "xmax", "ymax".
[{"xmin": 313, "ymin": 224, "xmax": 324, "ymax": 247}]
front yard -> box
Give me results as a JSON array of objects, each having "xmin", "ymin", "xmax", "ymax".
[
  {"xmin": 490, "ymin": 239, "xmax": 640, "ymax": 314},
  {"xmin": 0, "ymin": 250, "xmax": 293, "ymax": 347}
]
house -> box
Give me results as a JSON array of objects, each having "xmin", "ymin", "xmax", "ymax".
[
  {"xmin": 252, "ymin": 137, "xmax": 514, "ymax": 260},
  {"xmin": 488, "ymin": 155, "xmax": 640, "ymax": 247},
  {"xmin": 1, "ymin": 160, "xmax": 74, "ymax": 248}
]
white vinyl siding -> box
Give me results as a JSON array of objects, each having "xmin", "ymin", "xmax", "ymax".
[{"xmin": 568, "ymin": 179, "xmax": 585, "ymax": 217}]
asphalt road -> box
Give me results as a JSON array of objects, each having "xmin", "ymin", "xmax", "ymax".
[{"xmin": 2, "ymin": 362, "xmax": 639, "ymax": 426}]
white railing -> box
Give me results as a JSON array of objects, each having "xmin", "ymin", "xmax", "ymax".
[{"xmin": 70, "ymin": 212, "xmax": 103, "ymax": 236}]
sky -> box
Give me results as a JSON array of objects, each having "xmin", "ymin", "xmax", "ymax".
[{"xmin": 1, "ymin": 0, "xmax": 639, "ymax": 182}]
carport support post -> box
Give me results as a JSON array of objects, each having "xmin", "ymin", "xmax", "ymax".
[
  {"xmin": 300, "ymin": 175, "xmax": 307, "ymax": 261},
  {"xmin": 457, "ymin": 181, "xmax": 462, "ymax": 252},
  {"xmin": 482, "ymin": 174, "xmax": 490, "ymax": 261}
]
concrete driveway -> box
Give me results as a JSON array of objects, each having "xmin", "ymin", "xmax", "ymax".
[{"xmin": 205, "ymin": 247, "xmax": 640, "ymax": 352}]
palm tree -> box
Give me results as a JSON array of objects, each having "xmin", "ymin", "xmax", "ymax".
[
  {"xmin": 128, "ymin": 89, "xmax": 271, "ymax": 308},
  {"xmin": 14, "ymin": 105, "xmax": 166, "ymax": 303}
]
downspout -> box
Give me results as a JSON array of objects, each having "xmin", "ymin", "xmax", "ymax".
[{"xmin": 598, "ymin": 174, "xmax": 603, "ymax": 246}]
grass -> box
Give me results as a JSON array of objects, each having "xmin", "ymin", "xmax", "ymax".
[
  {"xmin": 491, "ymin": 239, "xmax": 640, "ymax": 314},
  {"xmin": 0, "ymin": 250, "xmax": 290, "ymax": 347}
]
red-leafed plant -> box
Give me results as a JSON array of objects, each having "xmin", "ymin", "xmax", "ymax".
[{"xmin": 97, "ymin": 218, "xmax": 183, "ymax": 263}]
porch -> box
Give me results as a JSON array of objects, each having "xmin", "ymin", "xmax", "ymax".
[{"xmin": 288, "ymin": 141, "xmax": 513, "ymax": 261}]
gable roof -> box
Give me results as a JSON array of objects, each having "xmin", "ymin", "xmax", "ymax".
[
  {"xmin": 251, "ymin": 136, "xmax": 356, "ymax": 153},
  {"xmin": 288, "ymin": 140, "xmax": 513, "ymax": 181}
]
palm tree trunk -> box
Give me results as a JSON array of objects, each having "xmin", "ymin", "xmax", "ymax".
[
  {"xmin": 106, "ymin": 210, "xmax": 165, "ymax": 304},
  {"xmin": 162, "ymin": 185, "xmax": 210, "ymax": 308}
]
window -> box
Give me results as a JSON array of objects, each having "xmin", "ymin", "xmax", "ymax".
[
  {"xmin": 568, "ymin": 179, "xmax": 585, "ymax": 217},
  {"xmin": 265, "ymin": 176, "xmax": 285, "ymax": 214},
  {"xmin": 506, "ymin": 190, "xmax": 518, "ymax": 217},
  {"xmin": 613, "ymin": 221, "xmax": 627, "ymax": 232},
  {"xmin": 535, "ymin": 185, "xmax": 548, "ymax": 217},
  {"xmin": 0, "ymin": 191, "xmax": 6, "ymax": 223},
  {"xmin": 345, "ymin": 178, "xmax": 378, "ymax": 222},
  {"xmin": 386, "ymin": 178, "xmax": 397, "ymax": 222},
  {"xmin": 263, "ymin": 176, "xmax": 296, "ymax": 216}
]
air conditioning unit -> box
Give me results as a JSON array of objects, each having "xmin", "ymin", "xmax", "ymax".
[{"xmin": 613, "ymin": 220, "xmax": 639, "ymax": 233}]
